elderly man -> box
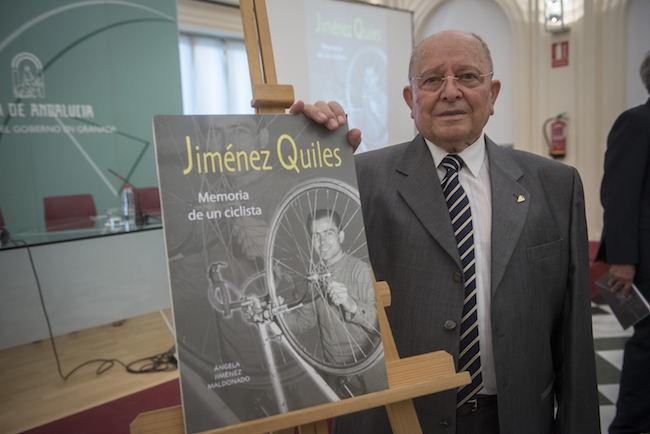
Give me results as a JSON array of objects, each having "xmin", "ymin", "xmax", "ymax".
[{"xmin": 294, "ymin": 30, "xmax": 599, "ymax": 434}]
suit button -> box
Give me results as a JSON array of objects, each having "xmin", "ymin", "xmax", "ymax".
[
  {"xmin": 439, "ymin": 418, "xmax": 449, "ymax": 427},
  {"xmin": 443, "ymin": 320, "xmax": 457, "ymax": 330},
  {"xmin": 453, "ymin": 271, "xmax": 462, "ymax": 282}
]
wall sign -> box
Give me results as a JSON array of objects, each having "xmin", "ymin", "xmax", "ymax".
[
  {"xmin": 551, "ymin": 41, "xmax": 569, "ymax": 68},
  {"xmin": 0, "ymin": 0, "xmax": 182, "ymax": 234}
]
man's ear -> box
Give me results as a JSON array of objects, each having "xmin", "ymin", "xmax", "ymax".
[
  {"xmin": 338, "ymin": 230, "xmax": 345, "ymax": 245},
  {"xmin": 489, "ymin": 79, "xmax": 501, "ymax": 115},
  {"xmin": 403, "ymin": 86, "xmax": 414, "ymax": 119}
]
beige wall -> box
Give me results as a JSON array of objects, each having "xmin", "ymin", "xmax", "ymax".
[{"xmin": 178, "ymin": 0, "xmax": 642, "ymax": 240}]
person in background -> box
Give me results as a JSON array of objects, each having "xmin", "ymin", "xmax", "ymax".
[
  {"xmin": 597, "ymin": 51, "xmax": 650, "ymax": 434},
  {"xmin": 292, "ymin": 30, "xmax": 599, "ymax": 434}
]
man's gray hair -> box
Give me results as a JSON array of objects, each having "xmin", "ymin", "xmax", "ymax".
[
  {"xmin": 408, "ymin": 32, "xmax": 494, "ymax": 79},
  {"xmin": 641, "ymin": 51, "xmax": 650, "ymax": 94}
]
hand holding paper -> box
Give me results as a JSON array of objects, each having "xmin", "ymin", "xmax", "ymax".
[
  {"xmin": 608, "ymin": 264, "xmax": 636, "ymax": 296},
  {"xmin": 596, "ymin": 272, "xmax": 650, "ymax": 329}
]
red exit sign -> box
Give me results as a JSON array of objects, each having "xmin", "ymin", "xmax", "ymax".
[{"xmin": 552, "ymin": 41, "xmax": 569, "ymax": 68}]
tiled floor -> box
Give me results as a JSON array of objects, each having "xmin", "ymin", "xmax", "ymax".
[{"xmin": 592, "ymin": 303, "xmax": 635, "ymax": 434}]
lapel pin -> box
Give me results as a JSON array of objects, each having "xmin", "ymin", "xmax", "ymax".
[{"xmin": 515, "ymin": 194, "xmax": 526, "ymax": 203}]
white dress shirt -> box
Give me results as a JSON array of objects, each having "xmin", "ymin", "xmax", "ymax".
[{"xmin": 425, "ymin": 134, "xmax": 497, "ymax": 395}]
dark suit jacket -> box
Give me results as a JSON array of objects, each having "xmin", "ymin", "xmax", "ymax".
[
  {"xmin": 334, "ymin": 136, "xmax": 599, "ymax": 434},
  {"xmin": 597, "ymin": 98, "xmax": 650, "ymax": 294}
]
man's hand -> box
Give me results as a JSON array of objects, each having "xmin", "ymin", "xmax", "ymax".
[
  {"xmin": 243, "ymin": 296, "xmax": 273, "ymax": 324},
  {"xmin": 608, "ymin": 264, "xmax": 636, "ymax": 296},
  {"xmin": 327, "ymin": 281, "xmax": 358, "ymax": 314},
  {"xmin": 289, "ymin": 100, "xmax": 362, "ymax": 152}
]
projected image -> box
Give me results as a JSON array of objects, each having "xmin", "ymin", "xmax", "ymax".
[
  {"xmin": 306, "ymin": 0, "xmax": 389, "ymax": 153},
  {"xmin": 345, "ymin": 47, "xmax": 388, "ymax": 151},
  {"xmin": 267, "ymin": 0, "xmax": 413, "ymax": 155}
]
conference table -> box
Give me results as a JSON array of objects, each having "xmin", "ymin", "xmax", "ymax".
[{"xmin": 0, "ymin": 216, "xmax": 171, "ymax": 350}]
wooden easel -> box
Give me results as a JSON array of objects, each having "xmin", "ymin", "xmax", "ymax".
[
  {"xmin": 129, "ymin": 283, "xmax": 468, "ymax": 434},
  {"xmin": 130, "ymin": 1, "xmax": 469, "ymax": 433},
  {"xmin": 240, "ymin": 0, "xmax": 293, "ymax": 114}
]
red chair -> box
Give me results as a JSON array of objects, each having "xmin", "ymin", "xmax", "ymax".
[
  {"xmin": 0, "ymin": 208, "xmax": 8, "ymax": 244},
  {"xmin": 136, "ymin": 187, "xmax": 161, "ymax": 219},
  {"xmin": 43, "ymin": 194, "xmax": 96, "ymax": 231}
]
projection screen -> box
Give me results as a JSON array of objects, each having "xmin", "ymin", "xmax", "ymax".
[{"xmin": 267, "ymin": 0, "xmax": 414, "ymax": 153}]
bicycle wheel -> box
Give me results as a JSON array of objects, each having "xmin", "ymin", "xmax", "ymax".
[{"xmin": 266, "ymin": 178, "xmax": 383, "ymax": 376}]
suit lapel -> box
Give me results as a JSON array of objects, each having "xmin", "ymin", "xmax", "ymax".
[
  {"xmin": 487, "ymin": 138, "xmax": 529, "ymax": 293},
  {"xmin": 395, "ymin": 135, "xmax": 461, "ymax": 268}
]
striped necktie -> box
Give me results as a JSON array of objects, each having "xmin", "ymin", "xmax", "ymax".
[{"xmin": 440, "ymin": 154, "xmax": 483, "ymax": 407}]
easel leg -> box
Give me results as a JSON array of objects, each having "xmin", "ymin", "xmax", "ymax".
[
  {"xmin": 298, "ymin": 419, "xmax": 329, "ymax": 434},
  {"xmin": 270, "ymin": 429, "xmax": 296, "ymax": 434},
  {"xmin": 385, "ymin": 401, "xmax": 422, "ymax": 434}
]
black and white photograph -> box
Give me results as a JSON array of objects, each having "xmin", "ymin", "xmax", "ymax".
[{"xmin": 153, "ymin": 114, "xmax": 388, "ymax": 433}]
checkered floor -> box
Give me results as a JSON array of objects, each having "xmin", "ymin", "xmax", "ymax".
[{"xmin": 592, "ymin": 302, "xmax": 634, "ymax": 434}]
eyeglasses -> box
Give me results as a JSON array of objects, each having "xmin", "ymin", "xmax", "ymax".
[{"xmin": 410, "ymin": 71, "xmax": 493, "ymax": 92}]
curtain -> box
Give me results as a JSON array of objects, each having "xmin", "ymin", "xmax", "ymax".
[{"xmin": 179, "ymin": 34, "xmax": 254, "ymax": 115}]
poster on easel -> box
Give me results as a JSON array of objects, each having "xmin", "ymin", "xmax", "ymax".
[{"xmin": 153, "ymin": 114, "xmax": 388, "ymax": 433}]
